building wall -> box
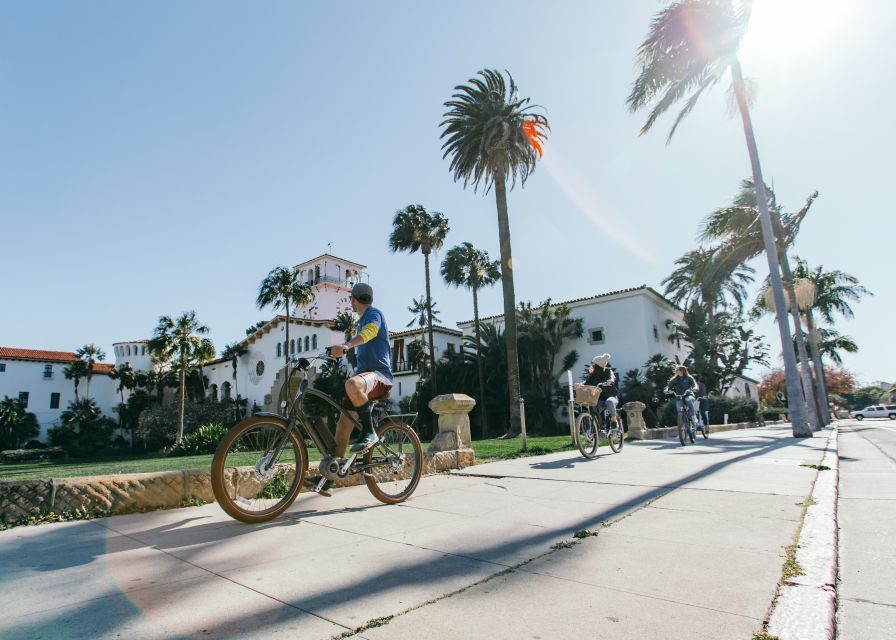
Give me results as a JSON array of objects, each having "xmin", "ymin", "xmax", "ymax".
[
  {"xmin": 0, "ymin": 359, "xmax": 118, "ymax": 441},
  {"xmin": 389, "ymin": 329, "xmax": 463, "ymax": 404}
]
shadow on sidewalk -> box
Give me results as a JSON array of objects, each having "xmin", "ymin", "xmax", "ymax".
[{"xmin": 1, "ymin": 428, "xmax": 830, "ymax": 639}]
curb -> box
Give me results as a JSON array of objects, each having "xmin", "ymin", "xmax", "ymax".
[{"xmin": 766, "ymin": 425, "xmax": 839, "ymax": 639}]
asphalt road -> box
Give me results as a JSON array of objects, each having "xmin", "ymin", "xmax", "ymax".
[{"xmin": 837, "ymin": 419, "xmax": 896, "ymax": 639}]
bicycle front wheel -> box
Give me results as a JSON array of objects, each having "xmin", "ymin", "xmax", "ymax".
[
  {"xmin": 211, "ymin": 416, "xmax": 308, "ymax": 523},
  {"xmin": 677, "ymin": 412, "xmax": 687, "ymax": 446},
  {"xmin": 576, "ymin": 412, "xmax": 600, "ymax": 458},
  {"xmin": 364, "ymin": 422, "xmax": 424, "ymax": 504}
]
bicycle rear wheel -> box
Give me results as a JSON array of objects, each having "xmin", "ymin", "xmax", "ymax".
[
  {"xmin": 576, "ymin": 412, "xmax": 599, "ymax": 458},
  {"xmin": 607, "ymin": 418, "xmax": 623, "ymax": 453},
  {"xmin": 211, "ymin": 416, "xmax": 307, "ymax": 523},
  {"xmin": 364, "ymin": 422, "xmax": 424, "ymax": 504}
]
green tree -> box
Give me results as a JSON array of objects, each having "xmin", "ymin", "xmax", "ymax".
[
  {"xmin": 441, "ymin": 242, "xmax": 501, "ymax": 437},
  {"xmin": 628, "ymin": 1, "xmax": 811, "ymax": 436},
  {"xmin": 221, "ymin": 342, "xmax": 249, "ymax": 417},
  {"xmin": 63, "ymin": 359, "xmax": 89, "ymax": 402},
  {"xmin": 0, "ymin": 396, "xmax": 40, "ymax": 449},
  {"xmin": 148, "ymin": 311, "xmax": 215, "ymax": 442},
  {"xmin": 406, "ymin": 296, "xmax": 442, "ymax": 329},
  {"xmin": 662, "ymin": 247, "xmax": 754, "ymax": 317},
  {"xmin": 75, "ymin": 344, "xmax": 106, "ymax": 400},
  {"xmin": 245, "ymin": 320, "xmax": 267, "ymax": 336},
  {"xmin": 256, "ymin": 266, "xmax": 314, "ymax": 411},
  {"xmin": 441, "ymin": 68, "xmax": 549, "ymax": 434},
  {"xmin": 389, "ymin": 204, "xmax": 450, "ymax": 394},
  {"xmin": 333, "ymin": 311, "xmax": 359, "ymax": 368},
  {"xmin": 108, "ymin": 363, "xmax": 138, "ymax": 444}
]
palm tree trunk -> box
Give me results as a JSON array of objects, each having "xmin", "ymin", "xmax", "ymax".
[
  {"xmin": 177, "ymin": 356, "xmax": 186, "ymax": 442},
  {"xmin": 805, "ymin": 307, "xmax": 831, "ymax": 424},
  {"xmin": 731, "ymin": 60, "xmax": 811, "ymax": 437},
  {"xmin": 473, "ymin": 284, "xmax": 488, "ymax": 438},
  {"xmin": 423, "ymin": 249, "xmax": 438, "ymax": 395},
  {"xmin": 284, "ymin": 297, "xmax": 290, "ymax": 418},
  {"xmin": 777, "ymin": 253, "xmax": 820, "ymax": 431},
  {"xmin": 494, "ymin": 169, "xmax": 522, "ymax": 435}
]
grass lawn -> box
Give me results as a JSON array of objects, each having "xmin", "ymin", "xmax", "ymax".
[{"xmin": 0, "ymin": 435, "xmax": 578, "ymax": 482}]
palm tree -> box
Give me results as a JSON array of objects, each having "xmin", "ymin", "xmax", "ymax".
[
  {"xmin": 221, "ymin": 342, "xmax": 249, "ymax": 416},
  {"xmin": 256, "ymin": 266, "xmax": 314, "ymax": 412},
  {"xmin": 704, "ymin": 180, "xmax": 821, "ymax": 428},
  {"xmin": 107, "ymin": 363, "xmax": 137, "ymax": 442},
  {"xmin": 662, "ymin": 247, "xmax": 754, "ymax": 316},
  {"xmin": 333, "ymin": 311, "xmax": 359, "ymax": 368},
  {"xmin": 792, "ymin": 258, "xmax": 871, "ymax": 414},
  {"xmin": 76, "ymin": 344, "xmax": 106, "ymax": 400},
  {"xmin": 440, "ymin": 68, "xmax": 549, "ymax": 434},
  {"xmin": 389, "ymin": 204, "xmax": 450, "ymax": 394},
  {"xmin": 406, "ymin": 296, "xmax": 442, "ymax": 329},
  {"xmin": 441, "ymin": 242, "xmax": 501, "ymax": 437},
  {"xmin": 628, "ymin": 0, "xmax": 811, "ymax": 436},
  {"xmin": 148, "ymin": 311, "xmax": 214, "ymax": 443},
  {"xmin": 811, "ymin": 327, "xmax": 859, "ymax": 366},
  {"xmin": 63, "ymin": 359, "xmax": 88, "ymax": 401}
]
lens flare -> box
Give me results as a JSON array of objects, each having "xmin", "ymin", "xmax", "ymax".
[{"xmin": 522, "ymin": 119, "xmax": 545, "ymax": 157}]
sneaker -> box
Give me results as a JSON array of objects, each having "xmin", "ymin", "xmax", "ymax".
[
  {"xmin": 350, "ymin": 429, "xmax": 379, "ymax": 453},
  {"xmin": 303, "ymin": 476, "xmax": 333, "ymax": 497}
]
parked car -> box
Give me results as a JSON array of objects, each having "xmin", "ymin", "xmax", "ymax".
[{"xmin": 851, "ymin": 405, "xmax": 896, "ymax": 420}]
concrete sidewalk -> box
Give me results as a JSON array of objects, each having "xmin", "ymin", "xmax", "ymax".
[{"xmin": 0, "ymin": 425, "xmax": 832, "ymax": 640}]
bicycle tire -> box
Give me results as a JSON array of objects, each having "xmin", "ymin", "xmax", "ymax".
[
  {"xmin": 688, "ymin": 419, "xmax": 696, "ymax": 444},
  {"xmin": 364, "ymin": 421, "xmax": 424, "ymax": 504},
  {"xmin": 211, "ymin": 416, "xmax": 308, "ymax": 523},
  {"xmin": 677, "ymin": 411, "xmax": 686, "ymax": 446},
  {"xmin": 607, "ymin": 418, "xmax": 623, "ymax": 453},
  {"xmin": 702, "ymin": 424, "xmax": 709, "ymax": 439},
  {"xmin": 576, "ymin": 412, "xmax": 600, "ymax": 458}
]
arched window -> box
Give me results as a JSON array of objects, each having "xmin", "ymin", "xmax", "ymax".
[
  {"xmin": 222, "ymin": 381, "xmax": 232, "ymax": 399},
  {"xmin": 304, "ymin": 336, "xmax": 310, "ymax": 351},
  {"xmin": 141, "ymin": 346, "xmax": 146, "ymax": 355},
  {"xmin": 312, "ymin": 334, "xmax": 317, "ymax": 350},
  {"xmin": 277, "ymin": 342, "xmax": 282, "ymax": 357},
  {"xmin": 210, "ymin": 384, "xmax": 218, "ymax": 402},
  {"xmin": 297, "ymin": 336, "xmax": 302, "ymax": 352},
  {"xmin": 315, "ymin": 265, "xmax": 320, "ymax": 281},
  {"xmin": 126, "ymin": 346, "xmax": 131, "ymax": 356},
  {"xmin": 290, "ymin": 339, "xmax": 295, "ymax": 354}
]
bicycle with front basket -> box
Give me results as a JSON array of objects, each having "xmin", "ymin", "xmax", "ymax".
[
  {"xmin": 211, "ymin": 354, "xmax": 424, "ymax": 523},
  {"xmin": 569, "ymin": 383, "xmax": 624, "ymax": 458}
]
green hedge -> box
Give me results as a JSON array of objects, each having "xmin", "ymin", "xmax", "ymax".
[
  {"xmin": 1, "ymin": 447, "xmax": 67, "ymax": 462},
  {"xmin": 661, "ymin": 395, "xmax": 758, "ymax": 427},
  {"xmin": 166, "ymin": 423, "xmax": 230, "ymax": 457}
]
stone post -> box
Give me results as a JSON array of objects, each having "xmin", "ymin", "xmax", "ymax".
[
  {"xmin": 623, "ymin": 401, "xmax": 648, "ymax": 440},
  {"xmin": 427, "ymin": 393, "xmax": 476, "ymax": 469}
]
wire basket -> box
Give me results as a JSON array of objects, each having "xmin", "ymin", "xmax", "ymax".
[{"xmin": 573, "ymin": 384, "xmax": 602, "ymax": 407}]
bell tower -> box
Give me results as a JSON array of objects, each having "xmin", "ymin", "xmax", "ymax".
[{"xmin": 294, "ymin": 254, "xmax": 367, "ymax": 320}]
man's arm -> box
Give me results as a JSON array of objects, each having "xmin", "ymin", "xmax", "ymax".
[{"xmin": 332, "ymin": 312, "xmax": 381, "ymax": 357}]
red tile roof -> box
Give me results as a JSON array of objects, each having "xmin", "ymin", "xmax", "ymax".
[{"xmin": 0, "ymin": 347, "xmax": 114, "ymax": 373}]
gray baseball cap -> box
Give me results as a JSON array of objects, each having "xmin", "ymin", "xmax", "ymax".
[{"xmin": 350, "ymin": 282, "xmax": 373, "ymax": 304}]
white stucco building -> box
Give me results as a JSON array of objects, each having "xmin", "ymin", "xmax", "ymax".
[{"xmin": 4, "ymin": 253, "xmax": 759, "ymax": 442}]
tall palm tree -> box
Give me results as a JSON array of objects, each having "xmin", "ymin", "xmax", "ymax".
[
  {"xmin": 440, "ymin": 69, "xmax": 549, "ymax": 434},
  {"xmin": 662, "ymin": 247, "xmax": 755, "ymax": 316},
  {"xmin": 76, "ymin": 344, "xmax": 106, "ymax": 400},
  {"xmin": 148, "ymin": 311, "xmax": 214, "ymax": 442},
  {"xmin": 811, "ymin": 327, "xmax": 859, "ymax": 367},
  {"xmin": 389, "ymin": 204, "xmax": 450, "ymax": 394},
  {"xmin": 627, "ymin": 0, "xmax": 811, "ymax": 436},
  {"xmin": 256, "ymin": 265, "xmax": 314, "ymax": 413},
  {"xmin": 63, "ymin": 359, "xmax": 88, "ymax": 402},
  {"xmin": 704, "ymin": 180, "xmax": 821, "ymax": 428},
  {"xmin": 792, "ymin": 258, "xmax": 871, "ymax": 414},
  {"xmin": 221, "ymin": 342, "xmax": 249, "ymax": 419},
  {"xmin": 406, "ymin": 296, "xmax": 442, "ymax": 329},
  {"xmin": 108, "ymin": 363, "xmax": 137, "ymax": 441},
  {"xmin": 441, "ymin": 242, "xmax": 501, "ymax": 437}
]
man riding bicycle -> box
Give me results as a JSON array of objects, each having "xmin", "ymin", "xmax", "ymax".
[
  {"xmin": 584, "ymin": 353, "xmax": 620, "ymax": 428},
  {"xmin": 305, "ymin": 282, "xmax": 393, "ymax": 496},
  {"xmin": 665, "ymin": 365, "xmax": 699, "ymax": 426}
]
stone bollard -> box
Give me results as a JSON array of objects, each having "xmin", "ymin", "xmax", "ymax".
[
  {"xmin": 427, "ymin": 393, "xmax": 476, "ymax": 469},
  {"xmin": 623, "ymin": 401, "xmax": 648, "ymax": 440}
]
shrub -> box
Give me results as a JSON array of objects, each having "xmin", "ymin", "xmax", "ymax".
[
  {"xmin": 136, "ymin": 401, "xmax": 241, "ymax": 451},
  {"xmin": 166, "ymin": 423, "xmax": 230, "ymax": 456},
  {"xmin": 661, "ymin": 395, "xmax": 758, "ymax": 426},
  {"xmin": 761, "ymin": 406, "xmax": 788, "ymax": 421},
  {"xmin": 1, "ymin": 447, "xmax": 67, "ymax": 462}
]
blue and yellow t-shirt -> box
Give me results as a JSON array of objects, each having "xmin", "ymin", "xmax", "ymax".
[{"xmin": 356, "ymin": 306, "xmax": 392, "ymax": 382}]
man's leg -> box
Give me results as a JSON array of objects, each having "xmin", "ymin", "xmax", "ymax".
[{"xmin": 335, "ymin": 375, "xmax": 370, "ymax": 458}]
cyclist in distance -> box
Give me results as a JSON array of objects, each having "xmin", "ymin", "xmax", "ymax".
[
  {"xmin": 692, "ymin": 373, "xmax": 709, "ymax": 429},
  {"xmin": 584, "ymin": 353, "xmax": 621, "ymax": 428},
  {"xmin": 305, "ymin": 282, "xmax": 393, "ymax": 496},
  {"xmin": 665, "ymin": 365, "xmax": 699, "ymax": 424}
]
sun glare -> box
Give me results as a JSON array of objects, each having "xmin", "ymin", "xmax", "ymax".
[{"xmin": 740, "ymin": 0, "xmax": 845, "ymax": 60}]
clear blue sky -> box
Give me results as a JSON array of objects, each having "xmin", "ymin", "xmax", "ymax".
[{"xmin": 1, "ymin": 1, "xmax": 893, "ymax": 384}]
